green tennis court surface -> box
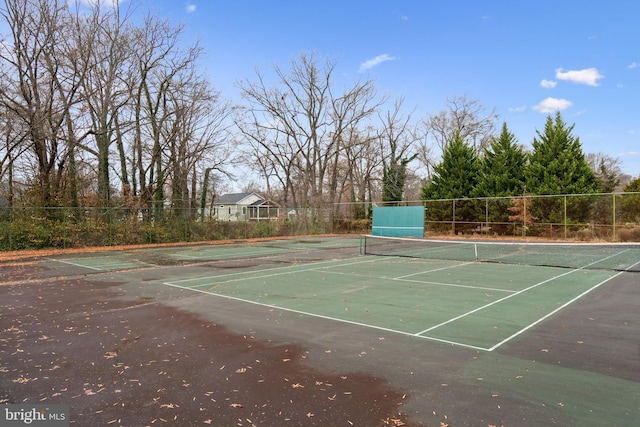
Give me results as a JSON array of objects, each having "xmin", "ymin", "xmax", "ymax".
[
  {"xmin": 53, "ymin": 255, "xmax": 153, "ymax": 270},
  {"xmin": 164, "ymin": 254, "xmax": 623, "ymax": 351},
  {"xmin": 50, "ymin": 237, "xmax": 361, "ymax": 269},
  {"xmin": 5, "ymin": 235, "xmax": 639, "ymax": 425}
]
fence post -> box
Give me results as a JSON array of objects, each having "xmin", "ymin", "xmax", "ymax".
[
  {"xmin": 485, "ymin": 198, "xmax": 489, "ymax": 236},
  {"xmin": 522, "ymin": 195, "xmax": 526, "ymax": 238},
  {"xmin": 564, "ymin": 195, "xmax": 567, "ymax": 239},
  {"xmin": 612, "ymin": 193, "xmax": 616, "ymax": 241},
  {"xmin": 9, "ymin": 206, "xmax": 14, "ymax": 250},
  {"xmin": 452, "ymin": 199, "xmax": 456, "ymax": 236},
  {"xmin": 63, "ymin": 207, "xmax": 67, "ymax": 249}
]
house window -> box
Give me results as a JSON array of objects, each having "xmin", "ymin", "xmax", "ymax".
[
  {"xmin": 243, "ymin": 207, "xmax": 247, "ymax": 215},
  {"xmin": 228, "ymin": 207, "xmax": 231, "ymax": 215}
]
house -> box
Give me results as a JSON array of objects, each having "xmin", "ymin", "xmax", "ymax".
[{"xmin": 212, "ymin": 192, "xmax": 280, "ymax": 221}]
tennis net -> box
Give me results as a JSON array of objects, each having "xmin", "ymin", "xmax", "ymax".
[{"xmin": 360, "ymin": 234, "xmax": 640, "ymax": 273}]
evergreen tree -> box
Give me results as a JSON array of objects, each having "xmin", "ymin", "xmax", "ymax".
[
  {"xmin": 421, "ymin": 132, "xmax": 481, "ymax": 230},
  {"xmin": 476, "ymin": 122, "xmax": 527, "ymax": 232},
  {"xmin": 422, "ymin": 131, "xmax": 480, "ymax": 200},
  {"xmin": 379, "ymin": 102, "xmax": 419, "ymax": 205},
  {"xmin": 595, "ymin": 158, "xmax": 621, "ymax": 193},
  {"xmin": 477, "ymin": 122, "xmax": 527, "ymax": 197},
  {"xmin": 624, "ymin": 176, "xmax": 640, "ymax": 192},
  {"xmin": 525, "ymin": 112, "xmax": 598, "ymax": 195},
  {"xmin": 382, "ymin": 160, "xmax": 414, "ymax": 204},
  {"xmin": 525, "ymin": 112, "xmax": 598, "ymax": 224},
  {"xmin": 621, "ymin": 177, "xmax": 640, "ymax": 222}
]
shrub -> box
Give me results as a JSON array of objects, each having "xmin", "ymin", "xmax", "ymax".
[{"xmin": 617, "ymin": 226, "xmax": 640, "ymax": 242}]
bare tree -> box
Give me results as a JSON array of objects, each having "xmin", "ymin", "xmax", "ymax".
[
  {"xmin": 0, "ymin": 104, "xmax": 30, "ymax": 204},
  {"xmin": 339, "ymin": 126, "xmax": 381, "ymax": 217},
  {"xmin": 0, "ymin": 0, "xmax": 236, "ymax": 221},
  {"xmin": 70, "ymin": 1, "xmax": 136, "ymax": 207},
  {"xmin": 0, "ymin": 0, "xmax": 86, "ymax": 206},
  {"xmin": 378, "ymin": 97, "xmax": 419, "ymax": 203},
  {"xmin": 128, "ymin": 14, "xmax": 202, "ymax": 215},
  {"xmin": 325, "ymin": 76, "xmax": 382, "ymax": 212},
  {"xmin": 586, "ymin": 152, "xmax": 623, "ymax": 192},
  {"xmin": 237, "ymin": 123, "xmax": 300, "ymax": 206},
  {"xmin": 414, "ymin": 124, "xmax": 435, "ymax": 181},
  {"xmin": 237, "ymin": 52, "xmax": 381, "ymax": 215},
  {"xmin": 164, "ymin": 71, "xmax": 236, "ymax": 215},
  {"xmin": 425, "ymin": 94, "xmax": 498, "ymax": 154}
]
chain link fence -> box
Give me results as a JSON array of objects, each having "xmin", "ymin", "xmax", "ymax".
[
  {"xmin": 1, "ymin": 193, "xmax": 639, "ymax": 251},
  {"xmin": 0, "ymin": 205, "xmax": 365, "ymax": 251},
  {"xmin": 332, "ymin": 193, "xmax": 640, "ymax": 241},
  {"xmin": 419, "ymin": 193, "xmax": 640, "ymax": 241}
]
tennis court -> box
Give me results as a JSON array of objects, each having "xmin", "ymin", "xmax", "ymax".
[
  {"xmin": 1, "ymin": 235, "xmax": 639, "ymax": 426},
  {"xmin": 161, "ymin": 236, "xmax": 634, "ymax": 352}
]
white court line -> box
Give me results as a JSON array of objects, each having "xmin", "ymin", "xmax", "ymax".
[
  {"xmin": 169, "ymin": 256, "xmax": 380, "ymax": 286},
  {"xmin": 320, "ymin": 269, "xmax": 516, "ymax": 294},
  {"xmin": 320, "ymin": 257, "xmax": 513, "ymax": 292},
  {"xmin": 487, "ymin": 270, "xmax": 626, "ymax": 351},
  {"xmin": 394, "ymin": 261, "xmax": 473, "ymax": 280},
  {"xmin": 414, "ymin": 268, "xmax": 582, "ymax": 336},
  {"xmin": 49, "ymin": 258, "xmax": 105, "ymax": 271},
  {"xmin": 415, "ymin": 248, "xmax": 633, "ymax": 337},
  {"xmin": 489, "ymin": 257, "xmax": 640, "ymax": 351},
  {"xmin": 189, "ymin": 258, "xmax": 386, "ymax": 289},
  {"xmin": 171, "ymin": 247, "xmax": 286, "ymax": 260},
  {"xmin": 161, "ymin": 280, "xmax": 490, "ymax": 352},
  {"xmin": 163, "ymin": 250, "xmax": 636, "ymax": 352},
  {"xmin": 392, "ymin": 260, "xmax": 516, "ymax": 293},
  {"xmin": 394, "ymin": 276, "xmax": 516, "ymax": 293},
  {"xmin": 342, "ymin": 285, "xmax": 369, "ymax": 294},
  {"xmin": 169, "ymin": 239, "xmax": 358, "ymax": 260},
  {"xmin": 49, "ymin": 257, "xmax": 155, "ymax": 270}
]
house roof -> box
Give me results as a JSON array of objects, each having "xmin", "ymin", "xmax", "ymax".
[
  {"xmin": 249, "ymin": 199, "xmax": 280, "ymax": 207},
  {"xmin": 215, "ymin": 192, "xmax": 263, "ymax": 205}
]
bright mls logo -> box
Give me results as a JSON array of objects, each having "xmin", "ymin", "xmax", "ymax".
[{"xmin": 1, "ymin": 405, "xmax": 69, "ymax": 426}]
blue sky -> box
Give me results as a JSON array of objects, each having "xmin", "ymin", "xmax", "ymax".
[{"xmin": 140, "ymin": 1, "xmax": 638, "ymax": 175}]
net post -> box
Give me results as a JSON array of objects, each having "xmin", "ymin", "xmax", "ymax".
[{"xmin": 359, "ymin": 234, "xmax": 363, "ymax": 255}]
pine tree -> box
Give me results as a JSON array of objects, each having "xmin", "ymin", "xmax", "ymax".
[
  {"xmin": 422, "ymin": 131, "xmax": 480, "ymax": 200},
  {"xmin": 621, "ymin": 177, "xmax": 640, "ymax": 222},
  {"xmin": 421, "ymin": 132, "xmax": 481, "ymax": 229},
  {"xmin": 477, "ymin": 122, "xmax": 527, "ymax": 197},
  {"xmin": 525, "ymin": 112, "xmax": 598, "ymax": 223},
  {"xmin": 382, "ymin": 161, "xmax": 411, "ymax": 204},
  {"xmin": 525, "ymin": 112, "xmax": 597, "ymax": 195},
  {"xmin": 624, "ymin": 177, "xmax": 640, "ymax": 192},
  {"xmin": 595, "ymin": 158, "xmax": 621, "ymax": 193},
  {"xmin": 475, "ymin": 122, "xmax": 527, "ymax": 231}
]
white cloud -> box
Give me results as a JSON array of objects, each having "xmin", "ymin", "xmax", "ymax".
[
  {"xmin": 508, "ymin": 105, "xmax": 526, "ymax": 113},
  {"xmin": 359, "ymin": 54, "xmax": 396, "ymax": 72},
  {"xmin": 540, "ymin": 79, "xmax": 557, "ymax": 89},
  {"xmin": 186, "ymin": 3, "xmax": 196, "ymax": 13},
  {"xmin": 555, "ymin": 67, "xmax": 603, "ymax": 86},
  {"xmin": 629, "ymin": 62, "xmax": 639, "ymax": 69},
  {"xmin": 621, "ymin": 150, "xmax": 640, "ymax": 157},
  {"xmin": 532, "ymin": 97, "xmax": 573, "ymax": 113}
]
